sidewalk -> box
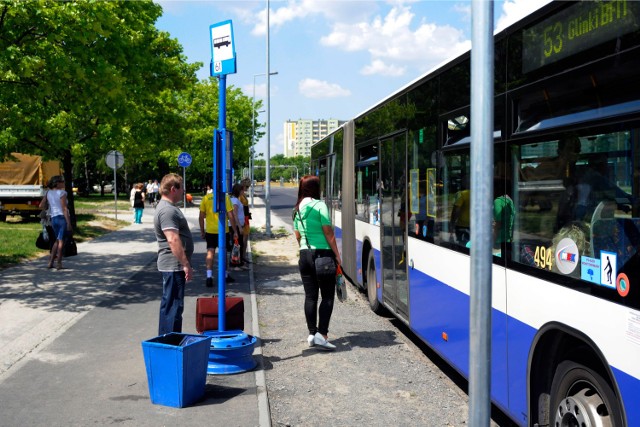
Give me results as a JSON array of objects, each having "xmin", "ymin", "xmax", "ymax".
[{"xmin": 0, "ymin": 199, "xmax": 274, "ymax": 426}]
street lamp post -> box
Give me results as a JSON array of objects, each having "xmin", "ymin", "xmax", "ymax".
[
  {"xmin": 251, "ymin": 72, "xmax": 277, "ymax": 209},
  {"xmin": 266, "ymin": 0, "xmax": 272, "ymax": 236}
]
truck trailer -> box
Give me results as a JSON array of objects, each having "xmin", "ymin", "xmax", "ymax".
[{"xmin": 0, "ymin": 153, "xmax": 62, "ymax": 221}]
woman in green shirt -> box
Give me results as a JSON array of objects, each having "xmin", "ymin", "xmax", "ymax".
[{"xmin": 293, "ymin": 175, "xmax": 342, "ymax": 350}]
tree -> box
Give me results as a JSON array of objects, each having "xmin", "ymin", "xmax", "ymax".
[
  {"xmin": 0, "ymin": 0, "xmax": 198, "ymax": 222},
  {"xmin": 172, "ymin": 78, "xmax": 262, "ymax": 191}
]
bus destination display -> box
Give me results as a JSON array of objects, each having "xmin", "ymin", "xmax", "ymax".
[{"xmin": 522, "ymin": 0, "xmax": 640, "ymax": 73}]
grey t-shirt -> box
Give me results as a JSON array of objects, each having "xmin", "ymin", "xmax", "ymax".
[{"xmin": 154, "ymin": 199, "xmax": 194, "ymax": 272}]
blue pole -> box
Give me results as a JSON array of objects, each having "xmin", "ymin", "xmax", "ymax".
[{"xmin": 217, "ymin": 74, "xmax": 227, "ymax": 331}]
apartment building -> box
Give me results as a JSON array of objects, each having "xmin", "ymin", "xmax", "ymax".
[{"xmin": 283, "ymin": 118, "xmax": 345, "ymax": 157}]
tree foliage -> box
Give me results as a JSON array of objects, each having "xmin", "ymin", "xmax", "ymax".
[
  {"xmin": 0, "ymin": 0, "xmax": 265, "ymax": 212},
  {"xmin": 170, "ymin": 78, "xmax": 262, "ymax": 191},
  {"xmin": 0, "ymin": 0, "xmax": 198, "ymax": 220},
  {"xmin": 252, "ymin": 154, "xmax": 310, "ymax": 182}
]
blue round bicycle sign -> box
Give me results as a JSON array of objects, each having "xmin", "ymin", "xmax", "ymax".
[{"xmin": 178, "ymin": 152, "xmax": 192, "ymax": 167}]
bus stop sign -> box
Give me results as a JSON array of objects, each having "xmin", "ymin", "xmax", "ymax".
[{"xmin": 209, "ymin": 20, "xmax": 237, "ymax": 76}]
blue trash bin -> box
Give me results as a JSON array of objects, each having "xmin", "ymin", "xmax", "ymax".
[{"xmin": 141, "ymin": 333, "xmax": 212, "ymax": 408}]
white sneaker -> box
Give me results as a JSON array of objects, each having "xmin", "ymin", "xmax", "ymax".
[
  {"xmin": 307, "ymin": 335, "xmax": 315, "ymax": 347},
  {"xmin": 313, "ymin": 332, "xmax": 336, "ymax": 350}
]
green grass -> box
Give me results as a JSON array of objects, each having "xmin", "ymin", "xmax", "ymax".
[
  {"xmin": 0, "ymin": 213, "xmax": 128, "ymax": 270},
  {"xmin": 74, "ymin": 195, "xmax": 131, "ymax": 212}
]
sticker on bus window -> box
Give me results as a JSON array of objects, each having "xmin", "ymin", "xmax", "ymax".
[
  {"xmin": 580, "ymin": 256, "xmax": 601, "ymax": 285},
  {"xmin": 534, "ymin": 245, "xmax": 553, "ymax": 270},
  {"xmin": 617, "ymin": 273, "xmax": 630, "ymax": 297},
  {"xmin": 600, "ymin": 251, "xmax": 617, "ymax": 289},
  {"xmin": 555, "ymin": 238, "xmax": 579, "ymax": 275}
]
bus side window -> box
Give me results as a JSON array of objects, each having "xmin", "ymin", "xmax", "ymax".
[
  {"xmin": 355, "ymin": 144, "xmax": 379, "ymax": 225},
  {"xmin": 513, "ymin": 131, "xmax": 638, "ymax": 291}
]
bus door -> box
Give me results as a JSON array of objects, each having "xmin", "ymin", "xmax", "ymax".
[{"xmin": 379, "ymin": 132, "xmax": 409, "ymax": 319}]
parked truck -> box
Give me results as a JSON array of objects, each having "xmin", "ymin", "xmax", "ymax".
[{"xmin": 0, "ymin": 153, "xmax": 62, "ymax": 221}]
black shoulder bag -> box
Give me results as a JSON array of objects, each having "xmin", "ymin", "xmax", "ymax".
[{"xmin": 296, "ymin": 203, "xmax": 336, "ymax": 277}]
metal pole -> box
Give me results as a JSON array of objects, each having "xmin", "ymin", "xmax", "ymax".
[
  {"xmin": 113, "ymin": 153, "xmax": 118, "ymax": 221},
  {"xmin": 251, "ymin": 75, "xmax": 257, "ymax": 209},
  {"xmin": 217, "ymin": 74, "xmax": 228, "ymax": 331},
  {"xmin": 265, "ymin": 0, "xmax": 272, "ymax": 236},
  {"xmin": 182, "ymin": 166, "xmax": 186, "ymax": 212},
  {"xmin": 469, "ymin": 1, "xmax": 494, "ymax": 426}
]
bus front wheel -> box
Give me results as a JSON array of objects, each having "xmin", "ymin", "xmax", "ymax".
[
  {"xmin": 366, "ymin": 251, "xmax": 383, "ymax": 314},
  {"xmin": 550, "ymin": 360, "xmax": 623, "ymax": 427}
]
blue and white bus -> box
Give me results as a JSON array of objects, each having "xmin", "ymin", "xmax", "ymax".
[{"xmin": 311, "ymin": 1, "xmax": 640, "ymax": 426}]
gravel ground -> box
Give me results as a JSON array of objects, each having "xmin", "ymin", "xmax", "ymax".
[{"xmin": 251, "ymin": 231, "xmax": 505, "ymax": 427}]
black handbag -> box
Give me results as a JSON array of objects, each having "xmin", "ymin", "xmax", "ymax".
[
  {"xmin": 36, "ymin": 232, "xmax": 50, "ymax": 250},
  {"xmin": 64, "ymin": 235, "xmax": 78, "ymax": 257},
  {"xmin": 314, "ymin": 256, "xmax": 336, "ymax": 277}
]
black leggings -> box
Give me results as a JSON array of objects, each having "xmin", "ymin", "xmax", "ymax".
[{"xmin": 298, "ymin": 249, "xmax": 335, "ymax": 336}]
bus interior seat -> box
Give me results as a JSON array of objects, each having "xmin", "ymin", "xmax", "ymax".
[{"xmin": 591, "ymin": 217, "xmax": 640, "ymax": 268}]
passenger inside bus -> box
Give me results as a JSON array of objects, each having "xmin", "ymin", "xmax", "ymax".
[
  {"xmin": 521, "ymin": 135, "xmax": 581, "ymax": 183},
  {"xmin": 493, "ymin": 177, "xmax": 515, "ymax": 257},
  {"xmin": 450, "ymin": 176, "xmax": 471, "ymax": 246}
]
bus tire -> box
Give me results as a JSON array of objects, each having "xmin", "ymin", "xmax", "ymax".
[
  {"xmin": 549, "ymin": 360, "xmax": 623, "ymax": 427},
  {"xmin": 366, "ymin": 251, "xmax": 383, "ymax": 314}
]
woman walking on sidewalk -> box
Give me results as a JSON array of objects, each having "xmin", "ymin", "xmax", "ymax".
[
  {"xmin": 40, "ymin": 175, "xmax": 72, "ymax": 270},
  {"xmin": 293, "ymin": 175, "xmax": 342, "ymax": 350},
  {"xmin": 132, "ymin": 183, "xmax": 145, "ymax": 224}
]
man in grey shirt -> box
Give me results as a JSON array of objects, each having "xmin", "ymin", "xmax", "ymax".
[{"xmin": 154, "ymin": 173, "xmax": 194, "ymax": 335}]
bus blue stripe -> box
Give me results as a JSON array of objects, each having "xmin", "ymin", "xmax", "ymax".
[{"xmin": 354, "ymin": 237, "xmax": 639, "ymax": 425}]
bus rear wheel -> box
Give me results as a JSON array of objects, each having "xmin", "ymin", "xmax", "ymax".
[
  {"xmin": 366, "ymin": 251, "xmax": 383, "ymax": 314},
  {"xmin": 550, "ymin": 360, "xmax": 623, "ymax": 427}
]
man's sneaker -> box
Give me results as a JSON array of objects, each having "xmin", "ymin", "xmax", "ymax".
[
  {"xmin": 307, "ymin": 334, "xmax": 315, "ymax": 347},
  {"xmin": 313, "ymin": 332, "xmax": 336, "ymax": 350},
  {"xmin": 206, "ymin": 277, "xmax": 214, "ymax": 288}
]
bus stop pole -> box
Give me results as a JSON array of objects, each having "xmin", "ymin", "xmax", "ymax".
[
  {"xmin": 217, "ymin": 73, "xmax": 228, "ymax": 331},
  {"xmin": 469, "ymin": 1, "xmax": 494, "ymax": 426}
]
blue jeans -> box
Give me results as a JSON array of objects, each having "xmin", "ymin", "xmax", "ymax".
[
  {"xmin": 158, "ymin": 271, "xmax": 185, "ymax": 335},
  {"xmin": 51, "ymin": 215, "xmax": 67, "ymax": 240},
  {"xmin": 134, "ymin": 208, "xmax": 143, "ymax": 223}
]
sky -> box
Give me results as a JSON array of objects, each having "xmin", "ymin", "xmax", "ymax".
[{"xmin": 155, "ymin": 0, "xmax": 553, "ymax": 158}]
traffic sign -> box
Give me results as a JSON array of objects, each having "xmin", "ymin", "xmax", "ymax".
[
  {"xmin": 105, "ymin": 150, "xmax": 124, "ymax": 169},
  {"xmin": 178, "ymin": 152, "xmax": 192, "ymax": 167},
  {"xmin": 210, "ymin": 20, "xmax": 236, "ymax": 75}
]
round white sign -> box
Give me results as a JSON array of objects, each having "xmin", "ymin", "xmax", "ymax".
[
  {"xmin": 555, "ymin": 238, "xmax": 580, "ymax": 275},
  {"xmin": 105, "ymin": 150, "xmax": 124, "ymax": 169}
]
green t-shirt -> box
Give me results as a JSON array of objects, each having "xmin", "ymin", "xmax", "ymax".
[
  {"xmin": 293, "ymin": 198, "xmax": 332, "ymax": 250},
  {"xmin": 493, "ymin": 195, "xmax": 514, "ymax": 244}
]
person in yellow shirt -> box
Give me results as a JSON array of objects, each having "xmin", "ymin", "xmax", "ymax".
[
  {"xmin": 239, "ymin": 177, "xmax": 252, "ymax": 263},
  {"xmin": 450, "ymin": 182, "xmax": 471, "ymax": 246},
  {"xmin": 199, "ymin": 185, "xmax": 239, "ymax": 287}
]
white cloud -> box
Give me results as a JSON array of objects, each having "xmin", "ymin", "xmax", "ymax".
[
  {"xmin": 320, "ymin": 4, "xmax": 469, "ymax": 76},
  {"xmin": 495, "ymin": 0, "xmax": 553, "ymax": 32},
  {"xmin": 453, "ymin": 2, "xmax": 471, "ymax": 23},
  {"xmin": 248, "ymin": 0, "xmax": 380, "ymax": 36},
  {"xmin": 298, "ymin": 78, "xmax": 351, "ymax": 99},
  {"xmin": 361, "ymin": 59, "xmax": 405, "ymax": 77}
]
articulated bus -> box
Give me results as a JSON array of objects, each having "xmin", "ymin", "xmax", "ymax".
[{"xmin": 311, "ymin": 1, "xmax": 640, "ymax": 426}]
